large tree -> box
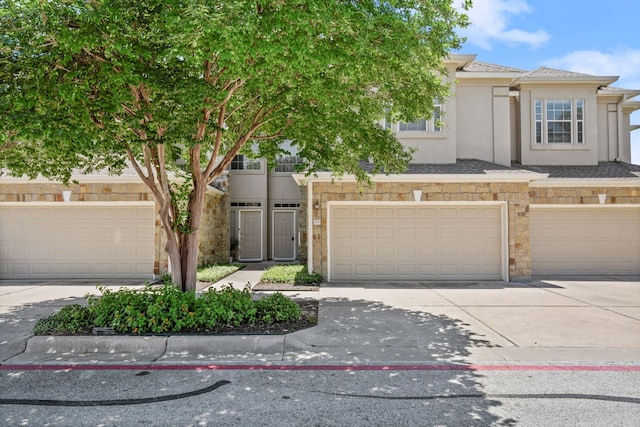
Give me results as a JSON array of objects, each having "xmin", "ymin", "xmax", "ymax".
[{"xmin": 1, "ymin": 0, "xmax": 470, "ymax": 291}]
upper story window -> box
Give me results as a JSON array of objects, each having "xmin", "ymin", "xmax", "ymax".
[
  {"xmin": 274, "ymin": 139, "xmax": 305, "ymax": 173},
  {"xmin": 275, "ymin": 154, "xmax": 304, "ymax": 173},
  {"xmin": 384, "ymin": 103, "xmax": 443, "ymax": 134},
  {"xmin": 535, "ymin": 99, "xmax": 584, "ymax": 144},
  {"xmin": 230, "ymin": 155, "xmax": 261, "ymax": 170}
]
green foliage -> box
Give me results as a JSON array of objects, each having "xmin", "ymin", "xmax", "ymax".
[
  {"xmin": 260, "ymin": 264, "xmax": 322, "ymax": 285},
  {"xmin": 34, "ymin": 282, "xmax": 307, "ymax": 335},
  {"xmin": 87, "ymin": 283, "xmax": 196, "ymax": 333},
  {"xmin": 255, "ymin": 293, "xmax": 302, "ymax": 324},
  {"xmin": 2, "ymin": 0, "xmax": 469, "ymax": 290},
  {"xmin": 34, "ymin": 304, "xmax": 95, "ymax": 335},
  {"xmin": 196, "ymin": 263, "xmax": 244, "ymax": 283},
  {"xmin": 196, "ymin": 285, "xmax": 257, "ymax": 328},
  {"xmin": 1, "ymin": 0, "xmax": 469, "ymax": 182}
]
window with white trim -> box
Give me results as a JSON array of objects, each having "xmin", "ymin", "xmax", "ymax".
[
  {"xmin": 384, "ymin": 102, "xmax": 443, "ymax": 134},
  {"xmin": 230, "ymin": 155, "xmax": 261, "ymax": 170},
  {"xmin": 274, "ymin": 139, "xmax": 305, "ymax": 173},
  {"xmin": 535, "ymin": 99, "xmax": 584, "ymax": 144},
  {"xmin": 275, "ymin": 154, "xmax": 304, "ymax": 172}
]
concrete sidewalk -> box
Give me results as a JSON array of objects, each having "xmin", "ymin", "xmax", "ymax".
[{"xmin": 1, "ymin": 271, "xmax": 639, "ymax": 365}]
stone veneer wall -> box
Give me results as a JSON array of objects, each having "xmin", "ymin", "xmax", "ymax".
[
  {"xmin": 1, "ymin": 181, "xmax": 230, "ymax": 275},
  {"xmin": 309, "ymin": 181, "xmax": 532, "ymax": 280},
  {"xmin": 198, "ymin": 192, "xmax": 230, "ymax": 266},
  {"xmin": 297, "ymin": 184, "xmax": 308, "ymax": 263},
  {"xmin": 305, "ymin": 181, "xmax": 640, "ymax": 281},
  {"xmin": 528, "ymin": 187, "xmax": 640, "ymax": 204}
]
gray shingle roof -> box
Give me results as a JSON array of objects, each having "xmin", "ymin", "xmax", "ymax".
[
  {"xmin": 511, "ymin": 161, "xmax": 640, "ymax": 178},
  {"xmin": 361, "ymin": 159, "xmax": 640, "ymax": 178},
  {"xmin": 361, "ymin": 159, "xmax": 516, "ymax": 175}
]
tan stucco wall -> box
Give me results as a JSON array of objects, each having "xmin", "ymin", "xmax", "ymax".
[
  {"xmin": 309, "ymin": 181, "xmax": 532, "ymax": 281},
  {"xmin": 1, "ymin": 181, "xmax": 229, "ymax": 275}
]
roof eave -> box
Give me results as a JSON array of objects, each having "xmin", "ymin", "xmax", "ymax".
[
  {"xmin": 456, "ymin": 72, "xmax": 524, "ymax": 81},
  {"xmin": 515, "ymin": 76, "xmax": 619, "ymax": 86}
]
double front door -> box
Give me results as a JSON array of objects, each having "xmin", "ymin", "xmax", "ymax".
[{"xmin": 236, "ymin": 209, "xmax": 296, "ymax": 262}]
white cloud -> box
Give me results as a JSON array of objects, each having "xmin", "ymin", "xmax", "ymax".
[
  {"xmin": 460, "ymin": 0, "xmax": 550, "ymax": 49},
  {"xmin": 543, "ymin": 49, "xmax": 640, "ymax": 89}
]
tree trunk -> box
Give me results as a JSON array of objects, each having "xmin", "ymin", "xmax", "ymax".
[{"xmin": 177, "ymin": 178, "xmax": 208, "ymax": 292}]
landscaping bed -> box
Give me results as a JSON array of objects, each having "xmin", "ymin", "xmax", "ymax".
[{"xmin": 34, "ymin": 263, "xmax": 321, "ymax": 336}]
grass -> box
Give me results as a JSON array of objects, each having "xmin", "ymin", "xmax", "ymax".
[
  {"xmin": 196, "ymin": 263, "xmax": 245, "ymax": 283},
  {"xmin": 260, "ymin": 264, "xmax": 322, "ymax": 285}
]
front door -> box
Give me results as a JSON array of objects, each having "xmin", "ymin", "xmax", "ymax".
[
  {"xmin": 273, "ymin": 210, "xmax": 296, "ymax": 261},
  {"xmin": 239, "ymin": 210, "xmax": 262, "ymax": 261}
]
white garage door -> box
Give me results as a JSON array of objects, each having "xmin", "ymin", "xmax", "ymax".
[
  {"xmin": 0, "ymin": 202, "xmax": 155, "ymax": 279},
  {"xmin": 329, "ymin": 203, "xmax": 504, "ymax": 281},
  {"xmin": 530, "ymin": 206, "xmax": 640, "ymax": 276}
]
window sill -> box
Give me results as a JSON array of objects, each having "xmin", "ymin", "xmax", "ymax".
[
  {"xmin": 396, "ymin": 132, "xmax": 448, "ymax": 139},
  {"xmin": 530, "ymin": 144, "xmax": 588, "ymax": 151}
]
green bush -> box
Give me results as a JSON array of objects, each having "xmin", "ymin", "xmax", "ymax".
[
  {"xmin": 196, "ymin": 284, "xmax": 257, "ymax": 327},
  {"xmin": 260, "ymin": 264, "xmax": 322, "ymax": 284},
  {"xmin": 255, "ymin": 293, "xmax": 302, "ymax": 324},
  {"xmin": 35, "ymin": 281, "xmax": 304, "ymax": 335},
  {"xmin": 88, "ymin": 282, "xmax": 199, "ymax": 334},
  {"xmin": 34, "ymin": 304, "xmax": 95, "ymax": 335}
]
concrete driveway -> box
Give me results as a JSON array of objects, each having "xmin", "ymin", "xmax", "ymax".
[
  {"xmin": 309, "ymin": 277, "xmax": 640, "ymax": 363},
  {"xmin": 1, "ymin": 276, "xmax": 639, "ymax": 364}
]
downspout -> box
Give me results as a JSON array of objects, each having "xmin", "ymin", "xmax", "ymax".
[
  {"xmin": 307, "ymin": 179, "xmax": 313, "ymax": 275},
  {"xmin": 617, "ymin": 94, "xmax": 628, "ymax": 161}
]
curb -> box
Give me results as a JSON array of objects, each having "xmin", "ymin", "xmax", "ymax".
[{"xmin": 5, "ymin": 334, "xmax": 289, "ymax": 364}]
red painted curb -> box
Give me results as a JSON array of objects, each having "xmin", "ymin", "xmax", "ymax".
[{"xmin": 2, "ymin": 364, "xmax": 639, "ymax": 372}]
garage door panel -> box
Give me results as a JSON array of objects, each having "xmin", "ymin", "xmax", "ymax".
[
  {"xmin": 376, "ymin": 246, "xmax": 396, "ymax": 257},
  {"xmin": 376, "ymin": 227, "xmax": 394, "ymax": 238},
  {"xmin": 396, "ymin": 246, "xmax": 415, "ymax": 257},
  {"xmin": 439, "ymin": 227, "xmax": 459, "ymax": 239},
  {"xmin": 397, "ymin": 208, "xmax": 417, "ymax": 219},
  {"xmin": 330, "ymin": 204, "xmax": 502, "ymax": 280},
  {"xmin": 530, "ymin": 207, "xmax": 640, "ymax": 275},
  {"xmin": 417, "ymin": 227, "xmax": 437, "ymax": 239},
  {"xmin": 0, "ymin": 204, "xmax": 154, "ymax": 279}
]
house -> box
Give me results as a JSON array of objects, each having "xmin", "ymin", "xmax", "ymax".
[
  {"xmin": 231, "ymin": 55, "xmax": 640, "ymax": 281},
  {"xmin": 1, "ymin": 54, "xmax": 639, "ymax": 280}
]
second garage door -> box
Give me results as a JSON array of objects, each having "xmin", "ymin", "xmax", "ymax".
[
  {"xmin": 329, "ymin": 203, "xmax": 505, "ymax": 281},
  {"xmin": 530, "ymin": 206, "xmax": 640, "ymax": 276}
]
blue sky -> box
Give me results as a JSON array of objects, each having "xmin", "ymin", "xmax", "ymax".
[{"xmin": 456, "ymin": 0, "xmax": 640, "ymax": 164}]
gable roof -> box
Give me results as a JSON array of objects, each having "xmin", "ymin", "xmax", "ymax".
[
  {"xmin": 515, "ymin": 67, "xmax": 618, "ymax": 85},
  {"xmin": 462, "ymin": 61, "xmax": 526, "ymax": 73}
]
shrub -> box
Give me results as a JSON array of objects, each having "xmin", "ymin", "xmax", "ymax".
[
  {"xmin": 34, "ymin": 304, "xmax": 95, "ymax": 335},
  {"xmin": 196, "ymin": 284, "xmax": 257, "ymax": 327},
  {"xmin": 255, "ymin": 293, "xmax": 302, "ymax": 324},
  {"xmin": 88, "ymin": 282, "xmax": 198, "ymax": 334},
  {"xmin": 35, "ymin": 281, "xmax": 304, "ymax": 335}
]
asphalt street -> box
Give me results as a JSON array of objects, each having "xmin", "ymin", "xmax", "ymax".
[
  {"xmin": 1, "ymin": 365, "xmax": 639, "ymax": 426},
  {"xmin": 1, "ymin": 269, "xmax": 639, "ymax": 425}
]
